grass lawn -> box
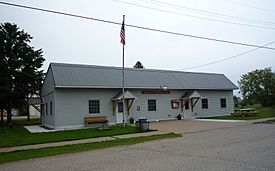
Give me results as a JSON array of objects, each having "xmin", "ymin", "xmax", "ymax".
[
  {"xmin": 0, "ymin": 133, "xmax": 181, "ymax": 164},
  {"xmin": 0, "ymin": 118, "xmax": 144, "ymax": 148},
  {"xmin": 199, "ymin": 106, "xmax": 275, "ymax": 120}
]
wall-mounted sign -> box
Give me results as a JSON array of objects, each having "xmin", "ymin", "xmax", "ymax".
[{"xmin": 141, "ymin": 90, "xmax": 170, "ymax": 94}]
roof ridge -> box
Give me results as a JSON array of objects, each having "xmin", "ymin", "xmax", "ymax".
[{"xmin": 50, "ymin": 62, "xmax": 224, "ymax": 76}]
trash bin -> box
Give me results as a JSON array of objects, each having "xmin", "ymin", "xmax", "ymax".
[{"xmin": 139, "ymin": 117, "xmax": 149, "ymax": 131}]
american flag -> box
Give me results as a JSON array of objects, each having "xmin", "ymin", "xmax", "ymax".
[{"xmin": 120, "ymin": 19, "xmax": 125, "ymax": 45}]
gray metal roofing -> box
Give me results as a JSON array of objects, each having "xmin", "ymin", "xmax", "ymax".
[{"xmin": 49, "ymin": 63, "xmax": 237, "ymax": 90}]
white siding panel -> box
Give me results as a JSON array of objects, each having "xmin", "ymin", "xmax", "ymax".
[
  {"xmin": 41, "ymin": 67, "xmax": 55, "ymax": 96},
  {"xmin": 52, "ymin": 89, "xmax": 234, "ymax": 129},
  {"xmin": 42, "ymin": 92, "xmax": 55, "ymax": 128},
  {"xmin": 194, "ymin": 90, "xmax": 234, "ymax": 117},
  {"xmin": 55, "ymin": 89, "xmax": 118, "ymax": 128}
]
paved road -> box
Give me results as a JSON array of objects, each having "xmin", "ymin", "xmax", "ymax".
[
  {"xmin": 1, "ymin": 122, "xmax": 275, "ymax": 171},
  {"xmin": 150, "ymin": 119, "xmax": 248, "ymax": 134}
]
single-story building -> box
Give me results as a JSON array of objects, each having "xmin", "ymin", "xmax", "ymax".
[{"xmin": 41, "ymin": 63, "xmax": 237, "ymax": 129}]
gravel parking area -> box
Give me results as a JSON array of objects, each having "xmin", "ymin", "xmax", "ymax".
[{"xmin": 149, "ymin": 119, "xmax": 248, "ymax": 134}]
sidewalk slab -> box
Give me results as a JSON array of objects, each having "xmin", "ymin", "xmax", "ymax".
[
  {"xmin": 113, "ymin": 131, "xmax": 170, "ymax": 139},
  {"xmin": 0, "ymin": 137, "xmax": 114, "ymax": 153},
  {"xmin": 0, "ymin": 131, "xmax": 171, "ymax": 153},
  {"xmin": 24, "ymin": 125, "xmax": 56, "ymax": 133}
]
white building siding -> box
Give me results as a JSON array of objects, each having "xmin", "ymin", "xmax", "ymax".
[
  {"xmin": 41, "ymin": 67, "xmax": 55, "ymax": 96},
  {"xmin": 54, "ymin": 88, "xmax": 119, "ymax": 129},
  {"xmin": 42, "ymin": 92, "xmax": 55, "ymax": 128},
  {"xmin": 44, "ymin": 88, "xmax": 234, "ymax": 129},
  {"xmin": 194, "ymin": 90, "xmax": 234, "ymax": 117},
  {"xmin": 128, "ymin": 89, "xmax": 184, "ymax": 121}
]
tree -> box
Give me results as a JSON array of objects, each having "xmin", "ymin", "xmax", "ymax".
[
  {"xmin": 0, "ymin": 23, "xmax": 45, "ymax": 126},
  {"xmin": 238, "ymin": 68, "xmax": 275, "ymax": 107},
  {"xmin": 133, "ymin": 61, "xmax": 145, "ymax": 69},
  {"xmin": 233, "ymin": 95, "xmax": 239, "ymax": 108}
]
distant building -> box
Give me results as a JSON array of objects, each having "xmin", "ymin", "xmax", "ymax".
[
  {"xmin": 27, "ymin": 97, "xmax": 42, "ymax": 117},
  {"xmin": 41, "ymin": 63, "xmax": 237, "ymax": 129}
]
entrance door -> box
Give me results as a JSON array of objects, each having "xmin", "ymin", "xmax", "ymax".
[
  {"xmin": 116, "ymin": 102, "xmax": 124, "ymax": 124},
  {"xmin": 184, "ymin": 100, "xmax": 193, "ymax": 119}
]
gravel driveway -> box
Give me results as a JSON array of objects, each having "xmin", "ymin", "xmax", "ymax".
[{"xmin": 149, "ymin": 119, "xmax": 248, "ymax": 134}]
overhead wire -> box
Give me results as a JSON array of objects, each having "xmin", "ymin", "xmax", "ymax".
[
  {"xmin": 182, "ymin": 41, "xmax": 275, "ymax": 70},
  {"xmin": 1, "ymin": 1, "xmax": 275, "ymax": 50},
  {"xmin": 112, "ymin": 0, "xmax": 275, "ymax": 30},
  {"xmin": 225, "ymin": 0, "xmax": 275, "ymax": 13},
  {"xmin": 141, "ymin": 0, "xmax": 275, "ymax": 26}
]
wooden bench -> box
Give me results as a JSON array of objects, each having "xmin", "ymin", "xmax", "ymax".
[{"xmin": 84, "ymin": 116, "xmax": 108, "ymax": 127}]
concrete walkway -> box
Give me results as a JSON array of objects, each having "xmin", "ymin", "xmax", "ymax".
[{"xmin": 0, "ymin": 131, "xmax": 169, "ymax": 153}]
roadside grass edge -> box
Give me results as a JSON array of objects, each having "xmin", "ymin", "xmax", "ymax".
[{"xmin": 0, "ymin": 133, "xmax": 181, "ymax": 164}]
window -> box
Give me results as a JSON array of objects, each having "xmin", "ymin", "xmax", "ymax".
[
  {"xmin": 185, "ymin": 101, "xmax": 189, "ymax": 110},
  {"xmin": 171, "ymin": 100, "xmax": 179, "ymax": 109},
  {"xmin": 45, "ymin": 103, "xmax": 48, "ymax": 115},
  {"xmin": 41, "ymin": 104, "xmax": 44, "ymax": 116},
  {"xmin": 89, "ymin": 100, "xmax": 100, "ymax": 114},
  {"xmin": 148, "ymin": 99, "xmax": 156, "ymax": 111},
  {"xmin": 137, "ymin": 106, "xmax": 141, "ymax": 111},
  {"xmin": 50, "ymin": 102, "xmax": 53, "ymax": 115},
  {"xmin": 220, "ymin": 98, "xmax": 227, "ymax": 108},
  {"xmin": 201, "ymin": 99, "xmax": 208, "ymax": 109},
  {"xmin": 118, "ymin": 102, "xmax": 123, "ymax": 113}
]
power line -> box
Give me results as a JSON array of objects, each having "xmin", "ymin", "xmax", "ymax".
[
  {"xmin": 144, "ymin": 0, "xmax": 275, "ymax": 26},
  {"xmin": 112, "ymin": 0, "xmax": 275, "ymax": 30},
  {"xmin": 182, "ymin": 41, "xmax": 275, "ymax": 70},
  {"xmin": 225, "ymin": 0, "xmax": 275, "ymax": 13},
  {"xmin": 1, "ymin": 1, "xmax": 275, "ymax": 50}
]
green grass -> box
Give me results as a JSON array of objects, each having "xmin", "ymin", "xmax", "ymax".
[
  {"xmin": 0, "ymin": 119, "xmax": 143, "ymax": 148},
  {"xmin": 199, "ymin": 106, "xmax": 275, "ymax": 120},
  {"xmin": 0, "ymin": 133, "xmax": 181, "ymax": 164}
]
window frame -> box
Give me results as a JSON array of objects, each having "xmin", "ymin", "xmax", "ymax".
[
  {"xmin": 220, "ymin": 98, "xmax": 227, "ymax": 108},
  {"xmin": 171, "ymin": 100, "xmax": 179, "ymax": 109},
  {"xmin": 185, "ymin": 100, "xmax": 189, "ymax": 110},
  {"xmin": 148, "ymin": 99, "xmax": 157, "ymax": 111},
  {"xmin": 50, "ymin": 101, "xmax": 53, "ymax": 115},
  {"xmin": 45, "ymin": 103, "xmax": 48, "ymax": 115},
  {"xmin": 201, "ymin": 99, "xmax": 208, "ymax": 109},
  {"xmin": 118, "ymin": 102, "xmax": 124, "ymax": 113},
  {"xmin": 89, "ymin": 100, "xmax": 100, "ymax": 114}
]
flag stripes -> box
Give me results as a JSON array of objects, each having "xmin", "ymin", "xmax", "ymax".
[{"xmin": 120, "ymin": 20, "xmax": 125, "ymax": 45}]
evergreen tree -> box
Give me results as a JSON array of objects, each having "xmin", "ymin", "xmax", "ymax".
[
  {"xmin": 0, "ymin": 23, "xmax": 45, "ymax": 126},
  {"xmin": 133, "ymin": 61, "xmax": 145, "ymax": 69}
]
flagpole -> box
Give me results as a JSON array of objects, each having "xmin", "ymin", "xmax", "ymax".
[{"xmin": 122, "ymin": 15, "xmax": 126, "ymax": 127}]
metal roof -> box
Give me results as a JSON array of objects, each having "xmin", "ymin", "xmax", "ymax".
[
  {"xmin": 27, "ymin": 97, "xmax": 43, "ymax": 105},
  {"xmin": 112, "ymin": 90, "xmax": 137, "ymax": 100},
  {"xmin": 49, "ymin": 63, "xmax": 237, "ymax": 90}
]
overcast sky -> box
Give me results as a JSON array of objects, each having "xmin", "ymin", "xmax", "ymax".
[{"xmin": 1, "ymin": 0, "xmax": 275, "ymax": 95}]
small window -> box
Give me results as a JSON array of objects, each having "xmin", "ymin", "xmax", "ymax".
[
  {"xmin": 41, "ymin": 104, "xmax": 45, "ymax": 116},
  {"xmin": 118, "ymin": 102, "xmax": 123, "ymax": 113},
  {"xmin": 148, "ymin": 99, "xmax": 156, "ymax": 111},
  {"xmin": 202, "ymin": 99, "xmax": 208, "ymax": 109},
  {"xmin": 185, "ymin": 101, "xmax": 189, "ymax": 110},
  {"xmin": 50, "ymin": 102, "xmax": 53, "ymax": 115},
  {"xmin": 171, "ymin": 100, "xmax": 179, "ymax": 109},
  {"xmin": 220, "ymin": 98, "xmax": 227, "ymax": 108},
  {"xmin": 45, "ymin": 103, "xmax": 48, "ymax": 115},
  {"xmin": 89, "ymin": 100, "xmax": 100, "ymax": 114},
  {"xmin": 137, "ymin": 106, "xmax": 141, "ymax": 111}
]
